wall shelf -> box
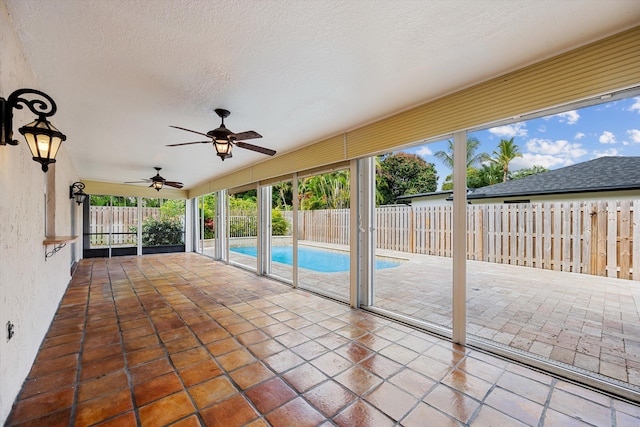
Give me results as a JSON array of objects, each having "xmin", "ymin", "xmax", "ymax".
[{"xmin": 43, "ymin": 236, "xmax": 78, "ymax": 259}]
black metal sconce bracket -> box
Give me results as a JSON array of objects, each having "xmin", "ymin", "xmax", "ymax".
[{"xmin": 1, "ymin": 88, "xmax": 58, "ymax": 146}]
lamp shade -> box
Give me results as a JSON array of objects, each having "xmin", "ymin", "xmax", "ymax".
[
  {"xmin": 20, "ymin": 117, "xmax": 66, "ymax": 172},
  {"xmin": 214, "ymin": 139, "xmax": 232, "ymax": 160},
  {"xmin": 152, "ymin": 180, "xmax": 163, "ymax": 191}
]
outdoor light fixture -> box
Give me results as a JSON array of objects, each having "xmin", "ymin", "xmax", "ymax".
[
  {"xmin": 0, "ymin": 88, "xmax": 66, "ymax": 172},
  {"xmin": 214, "ymin": 137, "xmax": 233, "ymax": 161},
  {"xmin": 69, "ymin": 181, "xmax": 87, "ymax": 205}
]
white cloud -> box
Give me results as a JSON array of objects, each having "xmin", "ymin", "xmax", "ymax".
[
  {"xmin": 514, "ymin": 138, "xmax": 587, "ymax": 170},
  {"xmin": 574, "ymin": 132, "xmax": 585, "ymax": 140},
  {"xmin": 415, "ymin": 147, "xmax": 433, "ymax": 157},
  {"xmin": 627, "ymin": 129, "xmax": 640, "ymax": 143},
  {"xmin": 553, "ymin": 110, "xmax": 580, "ymax": 125},
  {"xmin": 488, "ymin": 122, "xmax": 527, "ymax": 138},
  {"xmin": 537, "ymin": 125, "xmax": 546, "ymax": 133},
  {"xmin": 526, "ymin": 138, "xmax": 587, "ymax": 158},
  {"xmin": 593, "ymin": 148, "xmax": 618, "ymax": 157},
  {"xmin": 593, "ymin": 148, "xmax": 619, "ymax": 157},
  {"xmin": 629, "ymin": 97, "xmax": 640, "ymax": 114},
  {"xmin": 599, "ymin": 131, "xmax": 616, "ymax": 144},
  {"xmin": 510, "ymin": 154, "xmax": 573, "ymax": 170}
]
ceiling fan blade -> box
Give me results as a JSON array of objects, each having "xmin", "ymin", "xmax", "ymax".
[
  {"xmin": 166, "ymin": 141, "xmax": 211, "ymax": 147},
  {"xmin": 231, "ymin": 130, "xmax": 262, "ymax": 141},
  {"xmin": 125, "ymin": 179, "xmax": 151, "ymax": 184},
  {"xmin": 169, "ymin": 125, "xmax": 211, "ymax": 138},
  {"xmin": 236, "ymin": 141, "xmax": 276, "ymax": 156},
  {"xmin": 164, "ymin": 181, "xmax": 184, "ymax": 189}
]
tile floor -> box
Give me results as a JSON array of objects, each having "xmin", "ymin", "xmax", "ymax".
[{"xmin": 6, "ymin": 253, "xmax": 640, "ymax": 426}]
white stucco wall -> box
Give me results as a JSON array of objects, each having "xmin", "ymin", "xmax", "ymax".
[{"xmin": 0, "ymin": 3, "xmax": 80, "ymax": 422}]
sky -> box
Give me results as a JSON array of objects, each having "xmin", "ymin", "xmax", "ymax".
[{"xmin": 401, "ymin": 96, "xmax": 640, "ymax": 190}]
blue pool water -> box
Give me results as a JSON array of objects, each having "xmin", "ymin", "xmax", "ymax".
[{"xmin": 230, "ymin": 246, "xmax": 400, "ymax": 273}]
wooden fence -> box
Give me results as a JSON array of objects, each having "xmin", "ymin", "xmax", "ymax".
[
  {"xmin": 89, "ymin": 206, "xmax": 160, "ymax": 246},
  {"xmin": 289, "ymin": 201, "xmax": 640, "ymax": 280}
]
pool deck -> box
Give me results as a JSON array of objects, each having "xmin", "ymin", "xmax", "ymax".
[{"xmin": 209, "ymin": 242, "xmax": 640, "ymax": 393}]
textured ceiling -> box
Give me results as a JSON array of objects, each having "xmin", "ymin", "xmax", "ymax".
[{"xmin": 4, "ymin": 0, "xmax": 640, "ymax": 189}]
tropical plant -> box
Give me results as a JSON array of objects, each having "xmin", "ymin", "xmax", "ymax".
[
  {"xmin": 299, "ymin": 171, "xmax": 350, "ymax": 210},
  {"xmin": 510, "ymin": 165, "xmax": 548, "ymax": 180},
  {"xmin": 434, "ymin": 137, "xmax": 488, "ymax": 172},
  {"xmin": 467, "ymin": 163, "xmax": 503, "ymax": 188},
  {"xmin": 271, "ymin": 209, "xmax": 290, "ymax": 235},
  {"xmin": 377, "ymin": 153, "xmax": 437, "ymax": 205},
  {"xmin": 490, "ymin": 137, "xmax": 522, "ymax": 182}
]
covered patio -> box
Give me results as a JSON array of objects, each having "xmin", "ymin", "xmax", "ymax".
[{"xmin": 6, "ymin": 253, "xmax": 640, "ymax": 426}]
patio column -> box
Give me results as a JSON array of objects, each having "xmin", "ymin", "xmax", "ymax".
[{"xmin": 452, "ymin": 130, "xmax": 467, "ymax": 345}]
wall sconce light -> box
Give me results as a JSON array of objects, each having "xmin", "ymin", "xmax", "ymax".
[
  {"xmin": 69, "ymin": 181, "xmax": 87, "ymax": 205},
  {"xmin": 1, "ymin": 88, "xmax": 66, "ymax": 172}
]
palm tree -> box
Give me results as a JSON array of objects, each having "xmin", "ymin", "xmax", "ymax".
[
  {"xmin": 490, "ymin": 138, "xmax": 522, "ymax": 182},
  {"xmin": 434, "ymin": 136, "xmax": 488, "ymax": 171}
]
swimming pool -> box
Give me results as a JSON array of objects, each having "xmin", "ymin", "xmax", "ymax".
[{"xmin": 230, "ymin": 245, "xmax": 400, "ymax": 273}]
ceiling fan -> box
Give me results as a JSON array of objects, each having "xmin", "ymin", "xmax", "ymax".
[
  {"xmin": 167, "ymin": 108, "xmax": 276, "ymax": 161},
  {"xmin": 125, "ymin": 167, "xmax": 184, "ymax": 191}
]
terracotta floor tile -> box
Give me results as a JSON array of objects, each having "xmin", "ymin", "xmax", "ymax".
[
  {"xmin": 41, "ymin": 331, "xmax": 83, "ymax": 349},
  {"xmin": 248, "ymin": 339, "xmax": 287, "ymax": 359},
  {"xmin": 470, "ymin": 405, "xmax": 528, "ymax": 427},
  {"xmin": 389, "ymin": 368, "xmax": 436, "ymax": 398},
  {"xmin": 335, "ymin": 342, "xmax": 372, "ymax": 363},
  {"xmin": 229, "ymin": 361, "xmax": 275, "ymax": 390},
  {"xmin": 400, "ymin": 402, "xmax": 461, "ymax": 427},
  {"xmin": 237, "ymin": 329, "xmax": 270, "ymax": 346},
  {"xmin": 188, "ymin": 376, "xmax": 238, "ymax": 409},
  {"xmin": 200, "ymin": 394, "xmax": 259, "ymax": 427},
  {"xmin": 75, "ymin": 388, "xmax": 133, "ymax": 427},
  {"xmin": 138, "ymin": 390, "xmax": 196, "ymax": 427},
  {"xmin": 485, "ymin": 387, "xmax": 544, "ymax": 425},
  {"xmin": 311, "ymin": 351, "xmax": 353, "ymax": 377},
  {"xmin": 216, "ymin": 348, "xmax": 256, "ymax": 371},
  {"xmin": 406, "ymin": 355, "xmax": 452, "ymax": 381},
  {"xmin": 541, "ymin": 408, "xmax": 592, "ymax": 427},
  {"xmin": 36, "ymin": 341, "xmax": 81, "ymax": 361},
  {"xmin": 441, "ymin": 369, "xmax": 493, "ymax": 401},
  {"xmin": 291, "ymin": 340, "xmax": 329, "ymax": 360},
  {"xmin": 19, "ymin": 368, "xmax": 77, "ymax": 399},
  {"xmin": 126, "ymin": 346, "xmax": 165, "ymax": 367},
  {"xmin": 206, "ymin": 337, "xmax": 243, "ymax": 356},
  {"xmin": 246, "ymin": 377, "xmax": 298, "ymax": 414},
  {"xmin": 358, "ymin": 354, "xmax": 403, "ymax": 379},
  {"xmin": 304, "ymin": 380, "xmax": 357, "ymax": 417},
  {"xmin": 276, "ymin": 331, "xmax": 311, "ymax": 347},
  {"xmin": 28, "ymin": 353, "xmax": 78, "ymax": 379},
  {"xmin": 283, "ymin": 363, "xmax": 328, "ymax": 393},
  {"xmin": 423, "ymin": 384, "xmax": 481, "ymax": 424},
  {"xmin": 92, "ymin": 411, "xmax": 137, "ymax": 427},
  {"xmin": 81, "ymin": 343, "xmax": 122, "ymax": 363},
  {"xmin": 496, "ymin": 370, "xmax": 551, "ymax": 405},
  {"xmin": 265, "ymin": 397, "xmax": 326, "ymax": 427},
  {"xmin": 78, "ymin": 370, "xmax": 129, "ymax": 402},
  {"xmin": 170, "ymin": 347, "xmax": 210, "ymax": 369},
  {"xmin": 178, "ymin": 359, "xmax": 223, "ymax": 387},
  {"xmin": 164, "ymin": 335, "xmax": 200, "ymax": 354},
  {"xmin": 130, "ymin": 358, "xmax": 173, "ymax": 384},
  {"xmin": 80, "ymin": 354, "xmax": 126, "ymax": 381},
  {"xmin": 8, "ymin": 387, "xmax": 75, "ymax": 425},
  {"xmin": 421, "ymin": 343, "xmax": 466, "ymax": 365},
  {"xmin": 333, "ymin": 399, "xmax": 395, "ymax": 427},
  {"xmin": 166, "ymin": 414, "xmax": 202, "ymax": 427},
  {"xmin": 548, "ymin": 388, "xmax": 612, "ymax": 427},
  {"xmin": 334, "ymin": 365, "xmax": 383, "ymax": 395},
  {"xmin": 263, "ymin": 349, "xmax": 305, "ymax": 373},
  {"xmin": 364, "ymin": 382, "xmax": 417, "ymax": 421},
  {"xmin": 196, "ymin": 327, "xmax": 230, "ymax": 344},
  {"xmin": 355, "ymin": 333, "xmax": 392, "ymax": 352},
  {"xmin": 8, "ymin": 408, "xmax": 72, "ymax": 427},
  {"xmin": 158, "ymin": 326, "xmax": 192, "ymax": 343},
  {"xmin": 457, "ymin": 356, "xmax": 505, "ymax": 383},
  {"xmin": 134, "ymin": 372, "xmax": 184, "ymax": 406}
]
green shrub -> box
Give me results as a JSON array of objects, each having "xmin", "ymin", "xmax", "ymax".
[
  {"xmin": 271, "ymin": 210, "xmax": 289, "ymax": 236},
  {"xmin": 141, "ymin": 217, "xmax": 184, "ymax": 246}
]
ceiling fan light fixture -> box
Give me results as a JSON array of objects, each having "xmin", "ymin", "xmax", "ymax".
[
  {"xmin": 214, "ymin": 139, "xmax": 232, "ymax": 160},
  {"xmin": 152, "ymin": 180, "xmax": 163, "ymax": 191}
]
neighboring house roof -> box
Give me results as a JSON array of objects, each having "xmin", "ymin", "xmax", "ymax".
[
  {"xmin": 396, "ymin": 190, "xmax": 453, "ymax": 202},
  {"xmin": 467, "ymin": 156, "xmax": 640, "ymax": 200}
]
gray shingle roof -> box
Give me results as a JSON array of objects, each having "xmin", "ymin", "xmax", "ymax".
[{"xmin": 467, "ymin": 156, "xmax": 640, "ymax": 200}]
